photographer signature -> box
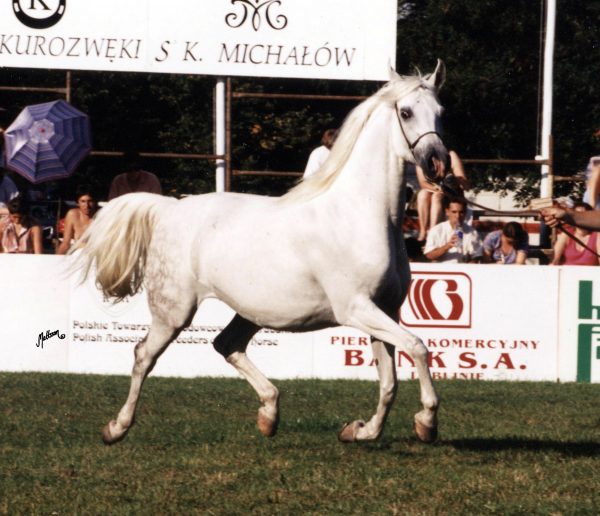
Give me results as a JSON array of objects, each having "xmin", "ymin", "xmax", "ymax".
[{"xmin": 37, "ymin": 330, "xmax": 66, "ymax": 349}]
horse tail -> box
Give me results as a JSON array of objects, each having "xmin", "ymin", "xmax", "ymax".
[{"xmin": 73, "ymin": 193, "xmax": 177, "ymax": 301}]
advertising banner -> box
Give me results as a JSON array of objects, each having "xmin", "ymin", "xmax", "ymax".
[
  {"xmin": 0, "ymin": 256, "xmax": 582, "ymax": 382},
  {"xmin": 557, "ymin": 267, "xmax": 600, "ymax": 383},
  {"xmin": 0, "ymin": 0, "xmax": 397, "ymax": 80},
  {"xmin": 321, "ymin": 264, "xmax": 560, "ymax": 381}
]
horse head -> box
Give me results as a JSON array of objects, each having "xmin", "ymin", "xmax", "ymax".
[{"xmin": 387, "ymin": 59, "xmax": 448, "ymax": 184}]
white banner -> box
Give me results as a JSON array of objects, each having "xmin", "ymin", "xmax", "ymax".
[
  {"xmin": 313, "ymin": 265, "xmax": 560, "ymax": 381},
  {"xmin": 0, "ymin": 0, "xmax": 397, "ymax": 81},
  {"xmin": 0, "ymin": 254, "xmax": 69, "ymax": 373},
  {"xmin": 0, "ymin": 255, "xmax": 573, "ymax": 382}
]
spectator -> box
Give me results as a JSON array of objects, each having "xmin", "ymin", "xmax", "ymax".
[
  {"xmin": 0, "ymin": 164, "xmax": 19, "ymax": 208},
  {"xmin": 303, "ymin": 128, "xmax": 338, "ymax": 179},
  {"xmin": 108, "ymin": 150, "xmax": 162, "ymax": 200},
  {"xmin": 56, "ymin": 185, "xmax": 99, "ymax": 255},
  {"xmin": 0, "ymin": 196, "xmax": 42, "ymax": 254},
  {"xmin": 551, "ymin": 202, "xmax": 600, "ymax": 266},
  {"xmin": 483, "ymin": 221, "xmax": 529, "ymax": 264},
  {"xmin": 583, "ymin": 125, "xmax": 600, "ymax": 210},
  {"xmin": 424, "ymin": 197, "xmax": 482, "ymax": 263},
  {"xmin": 416, "ymin": 150, "xmax": 469, "ymax": 242}
]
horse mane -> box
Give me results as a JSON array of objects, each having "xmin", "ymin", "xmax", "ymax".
[{"xmin": 281, "ymin": 74, "xmax": 427, "ymax": 203}]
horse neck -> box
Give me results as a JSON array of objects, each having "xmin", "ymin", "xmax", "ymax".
[{"xmin": 328, "ymin": 107, "xmax": 406, "ymax": 226}]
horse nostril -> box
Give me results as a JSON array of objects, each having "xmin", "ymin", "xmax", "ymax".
[{"xmin": 427, "ymin": 156, "xmax": 435, "ymax": 175}]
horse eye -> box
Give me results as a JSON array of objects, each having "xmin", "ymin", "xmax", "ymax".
[{"xmin": 400, "ymin": 109, "xmax": 412, "ymax": 120}]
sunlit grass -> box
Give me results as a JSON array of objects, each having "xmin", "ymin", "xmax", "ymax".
[{"xmin": 1, "ymin": 373, "xmax": 599, "ymax": 514}]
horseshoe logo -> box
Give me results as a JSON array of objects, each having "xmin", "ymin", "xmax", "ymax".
[{"xmin": 12, "ymin": 0, "xmax": 66, "ymax": 29}]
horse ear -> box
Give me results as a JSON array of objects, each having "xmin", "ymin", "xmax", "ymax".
[
  {"xmin": 388, "ymin": 60, "xmax": 401, "ymax": 81},
  {"xmin": 426, "ymin": 59, "xmax": 446, "ymax": 91}
]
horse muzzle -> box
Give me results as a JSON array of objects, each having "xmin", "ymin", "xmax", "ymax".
[{"xmin": 416, "ymin": 145, "xmax": 449, "ymax": 183}]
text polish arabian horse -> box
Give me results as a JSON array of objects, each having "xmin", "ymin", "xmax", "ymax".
[{"xmin": 76, "ymin": 61, "xmax": 449, "ymax": 445}]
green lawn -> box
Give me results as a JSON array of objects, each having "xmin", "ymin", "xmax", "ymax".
[{"xmin": 0, "ymin": 373, "xmax": 599, "ymax": 514}]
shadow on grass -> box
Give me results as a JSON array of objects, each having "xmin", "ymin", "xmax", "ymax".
[{"xmin": 447, "ymin": 437, "xmax": 600, "ymax": 457}]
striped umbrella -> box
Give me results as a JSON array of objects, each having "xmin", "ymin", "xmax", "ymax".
[{"xmin": 3, "ymin": 100, "xmax": 92, "ymax": 184}]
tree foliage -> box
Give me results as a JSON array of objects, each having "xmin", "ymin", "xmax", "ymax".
[{"xmin": 1, "ymin": 1, "xmax": 599, "ymax": 203}]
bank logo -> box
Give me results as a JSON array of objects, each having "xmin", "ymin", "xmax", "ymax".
[
  {"xmin": 12, "ymin": 0, "xmax": 66, "ymax": 29},
  {"xmin": 576, "ymin": 280, "xmax": 600, "ymax": 382},
  {"xmin": 225, "ymin": 0, "xmax": 288, "ymax": 31},
  {"xmin": 400, "ymin": 271, "xmax": 472, "ymax": 328}
]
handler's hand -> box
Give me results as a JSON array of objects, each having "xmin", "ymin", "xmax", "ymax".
[{"xmin": 540, "ymin": 207, "xmax": 566, "ymax": 228}]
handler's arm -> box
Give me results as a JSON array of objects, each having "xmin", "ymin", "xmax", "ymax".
[{"xmin": 542, "ymin": 208, "xmax": 600, "ymax": 231}]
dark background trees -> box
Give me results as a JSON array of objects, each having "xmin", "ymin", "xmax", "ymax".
[{"xmin": 1, "ymin": 0, "xmax": 599, "ymax": 202}]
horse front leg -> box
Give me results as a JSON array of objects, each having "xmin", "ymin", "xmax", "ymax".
[
  {"xmin": 338, "ymin": 339, "xmax": 397, "ymax": 442},
  {"xmin": 342, "ymin": 297, "xmax": 439, "ymax": 443},
  {"xmin": 213, "ymin": 314, "xmax": 280, "ymax": 437}
]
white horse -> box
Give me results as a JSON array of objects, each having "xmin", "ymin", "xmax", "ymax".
[{"xmin": 76, "ymin": 61, "xmax": 449, "ymax": 445}]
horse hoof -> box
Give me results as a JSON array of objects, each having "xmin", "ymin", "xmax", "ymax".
[
  {"xmin": 338, "ymin": 420, "xmax": 365, "ymax": 443},
  {"xmin": 413, "ymin": 420, "xmax": 438, "ymax": 443},
  {"xmin": 101, "ymin": 420, "xmax": 128, "ymax": 445},
  {"xmin": 257, "ymin": 409, "xmax": 278, "ymax": 437}
]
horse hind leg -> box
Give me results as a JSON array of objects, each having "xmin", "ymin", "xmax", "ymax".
[
  {"xmin": 213, "ymin": 314, "xmax": 280, "ymax": 437},
  {"xmin": 102, "ymin": 299, "xmax": 197, "ymax": 445}
]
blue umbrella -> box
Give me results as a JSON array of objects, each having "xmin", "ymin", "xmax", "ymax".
[{"xmin": 3, "ymin": 100, "xmax": 92, "ymax": 184}]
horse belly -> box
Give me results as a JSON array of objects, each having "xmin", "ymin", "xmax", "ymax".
[{"xmin": 198, "ymin": 237, "xmax": 335, "ymax": 331}]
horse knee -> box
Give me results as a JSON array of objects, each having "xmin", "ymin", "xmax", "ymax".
[{"xmin": 409, "ymin": 338, "xmax": 428, "ymax": 362}]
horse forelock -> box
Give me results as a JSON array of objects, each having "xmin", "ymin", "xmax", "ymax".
[{"xmin": 282, "ymin": 75, "xmax": 426, "ymax": 203}]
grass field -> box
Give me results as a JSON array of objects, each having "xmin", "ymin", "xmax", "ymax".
[{"xmin": 0, "ymin": 373, "xmax": 599, "ymax": 514}]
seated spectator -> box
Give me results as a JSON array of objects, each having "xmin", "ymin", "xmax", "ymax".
[
  {"xmin": 416, "ymin": 150, "xmax": 469, "ymax": 242},
  {"xmin": 108, "ymin": 150, "xmax": 162, "ymax": 200},
  {"xmin": 424, "ymin": 197, "xmax": 483, "ymax": 263},
  {"xmin": 303, "ymin": 129, "xmax": 338, "ymax": 179},
  {"xmin": 0, "ymin": 196, "xmax": 42, "ymax": 254},
  {"xmin": 583, "ymin": 152, "xmax": 600, "ymax": 209},
  {"xmin": 56, "ymin": 185, "xmax": 99, "ymax": 255},
  {"xmin": 551, "ymin": 202, "xmax": 600, "ymax": 266},
  {"xmin": 483, "ymin": 221, "xmax": 529, "ymax": 264}
]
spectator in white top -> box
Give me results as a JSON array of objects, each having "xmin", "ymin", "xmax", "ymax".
[
  {"xmin": 303, "ymin": 128, "xmax": 338, "ymax": 179},
  {"xmin": 424, "ymin": 196, "xmax": 483, "ymax": 263}
]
